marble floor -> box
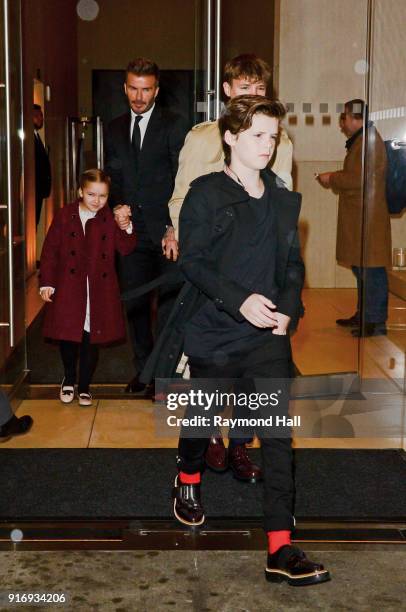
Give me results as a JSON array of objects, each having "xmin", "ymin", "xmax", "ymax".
[
  {"xmin": 2, "ymin": 287, "xmax": 405, "ymax": 450},
  {"xmin": 0, "ymin": 549, "xmax": 404, "ymax": 611}
]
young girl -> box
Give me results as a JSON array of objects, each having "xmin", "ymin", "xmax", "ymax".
[
  {"xmin": 39, "ymin": 169, "xmax": 136, "ymax": 406},
  {"xmin": 142, "ymin": 96, "xmax": 330, "ymax": 586}
]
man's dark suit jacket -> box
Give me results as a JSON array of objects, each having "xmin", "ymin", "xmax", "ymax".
[
  {"xmin": 34, "ymin": 133, "xmax": 51, "ymax": 224},
  {"xmin": 104, "ymin": 105, "xmax": 189, "ymax": 245}
]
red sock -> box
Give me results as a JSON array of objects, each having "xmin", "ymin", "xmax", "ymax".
[
  {"xmin": 179, "ymin": 471, "xmax": 201, "ymax": 484},
  {"xmin": 267, "ymin": 530, "xmax": 291, "ymax": 554}
]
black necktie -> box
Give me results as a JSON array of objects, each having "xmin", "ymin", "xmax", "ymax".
[
  {"xmin": 36, "ymin": 132, "xmax": 45, "ymax": 150},
  {"xmin": 131, "ymin": 115, "xmax": 142, "ymax": 154}
]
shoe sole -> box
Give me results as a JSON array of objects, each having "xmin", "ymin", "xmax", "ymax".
[
  {"xmin": 336, "ymin": 321, "xmax": 359, "ymax": 327},
  {"xmin": 173, "ymin": 498, "xmax": 205, "ymax": 527},
  {"xmin": 231, "ymin": 470, "xmax": 263, "ymax": 483},
  {"xmin": 265, "ymin": 568, "xmax": 331, "ymax": 586},
  {"xmin": 0, "ymin": 423, "xmax": 33, "ymax": 442},
  {"xmin": 351, "ymin": 330, "xmax": 387, "ymax": 338}
]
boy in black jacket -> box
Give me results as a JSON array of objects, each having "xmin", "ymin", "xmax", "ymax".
[{"xmin": 169, "ymin": 96, "xmax": 330, "ymax": 586}]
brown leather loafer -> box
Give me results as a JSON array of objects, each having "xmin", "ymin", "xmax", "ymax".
[
  {"xmin": 228, "ymin": 444, "xmax": 262, "ymax": 482},
  {"xmin": 265, "ymin": 545, "xmax": 331, "ymax": 586},
  {"xmin": 205, "ymin": 435, "xmax": 228, "ymax": 472},
  {"xmin": 172, "ymin": 475, "xmax": 205, "ymax": 527}
]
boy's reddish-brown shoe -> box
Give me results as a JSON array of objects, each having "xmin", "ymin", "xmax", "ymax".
[
  {"xmin": 205, "ymin": 435, "xmax": 228, "ymax": 472},
  {"xmin": 228, "ymin": 444, "xmax": 262, "ymax": 482}
]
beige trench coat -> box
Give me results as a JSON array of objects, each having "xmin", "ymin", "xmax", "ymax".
[
  {"xmin": 168, "ymin": 120, "xmax": 293, "ymax": 237},
  {"xmin": 330, "ymin": 126, "xmax": 391, "ymax": 268}
]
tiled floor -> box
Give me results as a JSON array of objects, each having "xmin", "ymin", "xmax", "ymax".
[
  {"xmin": 3, "ymin": 288, "xmax": 404, "ymax": 450},
  {"xmin": 1, "ymin": 396, "xmax": 403, "ymax": 449}
]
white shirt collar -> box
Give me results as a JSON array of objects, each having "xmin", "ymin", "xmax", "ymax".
[{"xmin": 131, "ymin": 103, "xmax": 155, "ymax": 124}]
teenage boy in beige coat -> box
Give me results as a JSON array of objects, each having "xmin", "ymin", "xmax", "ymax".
[{"xmin": 167, "ymin": 54, "xmax": 293, "ymax": 242}]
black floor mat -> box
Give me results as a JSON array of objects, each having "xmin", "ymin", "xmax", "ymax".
[{"xmin": 1, "ymin": 449, "xmax": 405, "ymax": 520}]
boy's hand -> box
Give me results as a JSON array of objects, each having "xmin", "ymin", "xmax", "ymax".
[
  {"xmin": 239, "ymin": 294, "xmax": 278, "ymax": 328},
  {"xmin": 162, "ymin": 226, "xmax": 178, "ymax": 261},
  {"xmin": 271, "ymin": 311, "xmax": 291, "ymax": 335}
]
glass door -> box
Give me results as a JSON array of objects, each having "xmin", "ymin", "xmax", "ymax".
[
  {"xmin": 194, "ymin": 0, "xmax": 222, "ymax": 123},
  {"xmin": 0, "ymin": 0, "xmax": 26, "ymax": 396}
]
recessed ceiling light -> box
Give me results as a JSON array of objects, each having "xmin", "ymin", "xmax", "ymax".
[{"xmin": 76, "ymin": 0, "xmax": 100, "ymax": 21}]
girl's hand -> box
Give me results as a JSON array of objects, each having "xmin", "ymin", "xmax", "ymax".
[
  {"xmin": 239, "ymin": 294, "xmax": 278, "ymax": 328},
  {"xmin": 39, "ymin": 287, "xmax": 54, "ymax": 302}
]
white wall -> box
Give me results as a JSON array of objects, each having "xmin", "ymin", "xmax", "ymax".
[{"xmin": 277, "ymin": 0, "xmax": 368, "ymax": 287}]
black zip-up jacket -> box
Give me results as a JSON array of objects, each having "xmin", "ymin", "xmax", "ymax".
[{"xmin": 140, "ymin": 169, "xmax": 304, "ymax": 384}]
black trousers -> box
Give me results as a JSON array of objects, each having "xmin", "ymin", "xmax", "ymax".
[
  {"xmin": 178, "ymin": 338, "xmax": 295, "ymax": 532},
  {"xmin": 59, "ymin": 331, "xmax": 99, "ymax": 393},
  {"xmin": 0, "ymin": 390, "xmax": 13, "ymax": 426},
  {"xmin": 119, "ymin": 232, "xmax": 180, "ymax": 375}
]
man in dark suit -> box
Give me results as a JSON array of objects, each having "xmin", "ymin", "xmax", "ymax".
[
  {"xmin": 105, "ymin": 58, "xmax": 188, "ymax": 393},
  {"xmin": 33, "ymin": 104, "xmax": 52, "ymax": 226}
]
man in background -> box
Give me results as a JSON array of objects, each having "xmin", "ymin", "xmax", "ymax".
[
  {"xmin": 33, "ymin": 104, "xmax": 51, "ymax": 227},
  {"xmin": 317, "ymin": 99, "xmax": 391, "ymax": 337}
]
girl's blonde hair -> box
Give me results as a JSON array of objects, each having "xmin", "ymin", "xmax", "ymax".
[{"xmin": 79, "ymin": 168, "xmax": 111, "ymax": 190}]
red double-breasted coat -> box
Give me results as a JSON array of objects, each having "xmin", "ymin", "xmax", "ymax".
[{"xmin": 39, "ymin": 201, "xmax": 136, "ymax": 344}]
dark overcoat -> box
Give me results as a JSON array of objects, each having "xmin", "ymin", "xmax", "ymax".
[
  {"xmin": 39, "ymin": 202, "xmax": 137, "ymax": 344},
  {"xmin": 140, "ymin": 170, "xmax": 304, "ymax": 384}
]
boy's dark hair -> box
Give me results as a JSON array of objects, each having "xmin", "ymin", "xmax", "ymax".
[
  {"xmin": 219, "ymin": 95, "xmax": 286, "ymax": 165},
  {"xmin": 126, "ymin": 57, "xmax": 160, "ymax": 83},
  {"xmin": 345, "ymin": 99, "xmax": 368, "ymax": 120},
  {"xmin": 79, "ymin": 168, "xmax": 111, "ymax": 190},
  {"xmin": 223, "ymin": 54, "xmax": 271, "ymax": 87}
]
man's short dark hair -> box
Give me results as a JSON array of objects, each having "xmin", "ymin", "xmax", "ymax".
[
  {"xmin": 219, "ymin": 95, "xmax": 286, "ymax": 165},
  {"xmin": 223, "ymin": 54, "xmax": 272, "ymax": 87},
  {"xmin": 345, "ymin": 99, "xmax": 368, "ymax": 120},
  {"xmin": 33, "ymin": 104, "xmax": 42, "ymax": 111},
  {"xmin": 126, "ymin": 57, "xmax": 160, "ymax": 83}
]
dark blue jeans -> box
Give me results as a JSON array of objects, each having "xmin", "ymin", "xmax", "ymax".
[{"xmin": 352, "ymin": 266, "xmax": 388, "ymax": 324}]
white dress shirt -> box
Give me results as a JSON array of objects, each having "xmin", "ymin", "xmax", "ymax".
[
  {"xmin": 78, "ymin": 207, "xmax": 97, "ymax": 332},
  {"xmin": 130, "ymin": 103, "xmax": 155, "ymax": 148}
]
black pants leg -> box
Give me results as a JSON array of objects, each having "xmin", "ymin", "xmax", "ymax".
[
  {"xmin": 59, "ymin": 340, "xmax": 79, "ymax": 386},
  {"xmin": 60, "ymin": 332, "xmax": 99, "ymax": 392},
  {"xmin": 244, "ymin": 350, "xmax": 294, "ymax": 533},
  {"xmin": 119, "ymin": 240, "xmax": 180, "ymax": 376},
  {"xmin": 78, "ymin": 331, "xmax": 99, "ymax": 394},
  {"xmin": 178, "ymin": 339, "xmax": 295, "ymax": 532}
]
